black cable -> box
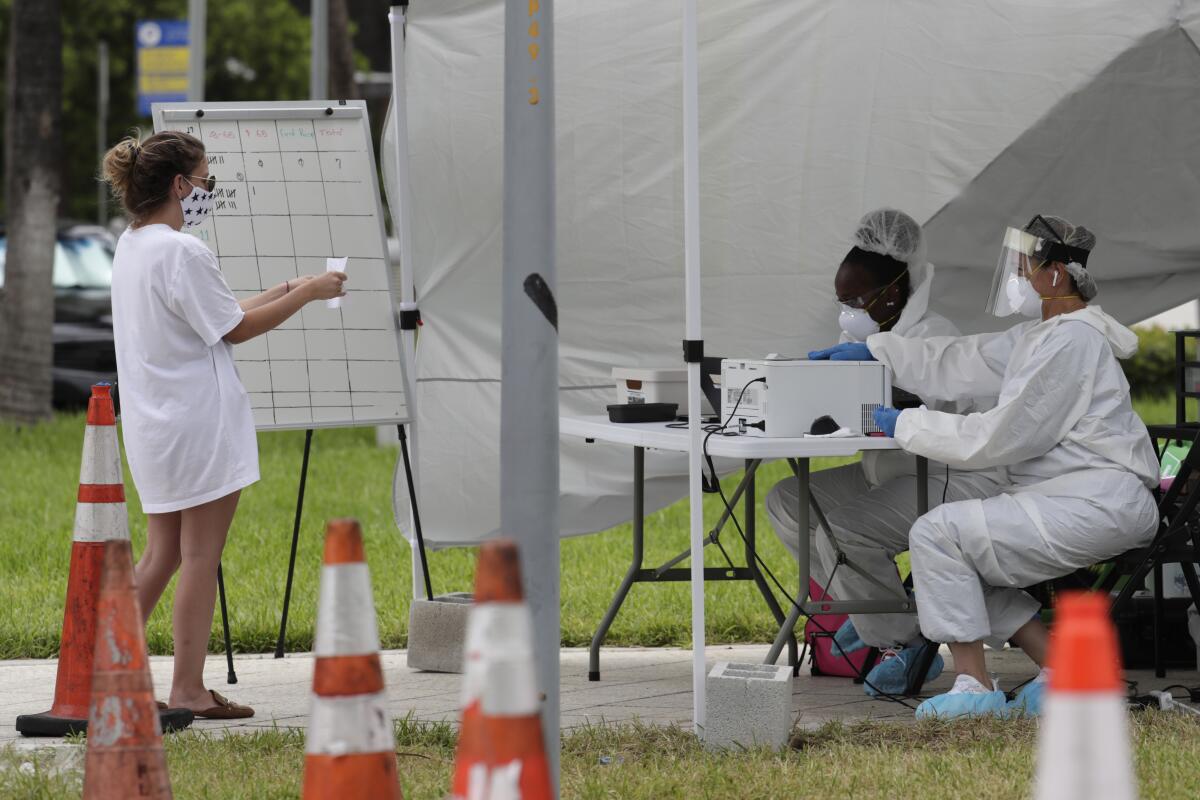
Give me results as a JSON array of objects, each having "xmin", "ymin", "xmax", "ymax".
[
  {"xmin": 711, "ymin": 535, "xmax": 738, "ymax": 572},
  {"xmin": 1006, "ymin": 674, "xmax": 1037, "ymax": 702},
  {"xmin": 942, "ymin": 463, "xmax": 951, "ymax": 505},
  {"xmin": 694, "ymin": 379, "xmax": 920, "ymax": 708},
  {"xmin": 1159, "ymin": 684, "xmax": 1193, "ymax": 695}
]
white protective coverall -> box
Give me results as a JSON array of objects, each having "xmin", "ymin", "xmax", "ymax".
[
  {"xmin": 765, "ymin": 262, "xmax": 1008, "ymax": 647},
  {"xmin": 869, "ymin": 306, "xmax": 1160, "ymax": 646}
]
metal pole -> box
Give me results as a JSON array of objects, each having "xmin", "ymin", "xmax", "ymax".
[
  {"xmin": 387, "ymin": 7, "xmax": 427, "ymax": 601},
  {"xmin": 397, "ymin": 424, "xmax": 433, "ymax": 599},
  {"xmin": 187, "ymin": 0, "xmax": 205, "ymax": 102},
  {"xmin": 589, "ymin": 447, "xmax": 645, "ymax": 681},
  {"xmin": 275, "ymin": 429, "xmax": 314, "ymax": 658},
  {"xmin": 311, "ymin": 0, "xmax": 329, "ymax": 100},
  {"xmin": 502, "ymin": 0, "xmax": 560, "ymax": 788},
  {"xmin": 217, "ymin": 564, "xmax": 237, "ymax": 684},
  {"xmin": 682, "ymin": 0, "xmax": 706, "ymax": 734},
  {"xmin": 97, "ymin": 41, "xmax": 109, "ymax": 226}
]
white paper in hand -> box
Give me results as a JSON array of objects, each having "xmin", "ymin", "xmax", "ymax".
[{"xmin": 326, "ymin": 256, "xmax": 347, "ymax": 309}]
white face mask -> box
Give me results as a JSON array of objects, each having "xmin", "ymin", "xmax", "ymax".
[
  {"xmin": 180, "ymin": 183, "xmax": 214, "ymax": 227},
  {"xmin": 1004, "ymin": 275, "xmax": 1043, "ymax": 318},
  {"xmin": 838, "ymin": 305, "xmax": 880, "ymax": 341}
]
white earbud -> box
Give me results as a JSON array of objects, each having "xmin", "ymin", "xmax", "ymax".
[{"xmin": 1052, "ymin": 271, "xmax": 1059, "ymax": 287}]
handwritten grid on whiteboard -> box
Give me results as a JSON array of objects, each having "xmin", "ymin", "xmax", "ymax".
[{"xmin": 154, "ymin": 104, "xmax": 409, "ymax": 431}]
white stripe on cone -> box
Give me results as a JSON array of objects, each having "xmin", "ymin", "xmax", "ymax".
[
  {"xmin": 460, "ymin": 603, "xmax": 539, "ymax": 717},
  {"xmin": 313, "ymin": 564, "xmax": 382, "ymax": 657},
  {"xmin": 460, "ymin": 606, "xmax": 489, "ymax": 709},
  {"xmin": 73, "ymin": 502, "xmax": 130, "ymax": 543},
  {"xmin": 78, "ymin": 426, "xmax": 123, "ymax": 486},
  {"xmin": 1034, "ymin": 693, "xmax": 1135, "ymax": 800},
  {"xmin": 467, "ymin": 761, "xmax": 523, "ymax": 800},
  {"xmin": 304, "ymin": 691, "xmax": 394, "ymax": 755}
]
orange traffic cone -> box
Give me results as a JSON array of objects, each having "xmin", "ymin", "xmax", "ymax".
[
  {"xmin": 17, "ymin": 384, "xmax": 190, "ymax": 737},
  {"xmin": 82, "ymin": 539, "xmax": 173, "ymax": 799},
  {"xmin": 450, "ymin": 540, "xmax": 552, "ymax": 800},
  {"xmin": 1034, "ymin": 592, "xmax": 1135, "ymax": 800},
  {"xmin": 301, "ymin": 519, "xmax": 402, "ymax": 799}
]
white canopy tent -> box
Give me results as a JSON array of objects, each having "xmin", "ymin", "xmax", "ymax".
[{"xmin": 390, "ymin": 0, "xmax": 1200, "ymax": 728}]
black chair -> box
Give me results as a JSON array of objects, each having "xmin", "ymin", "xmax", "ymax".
[{"xmin": 1092, "ymin": 424, "xmax": 1200, "ymax": 677}]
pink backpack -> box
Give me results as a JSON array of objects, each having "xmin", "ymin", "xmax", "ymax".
[{"xmin": 803, "ymin": 579, "xmax": 880, "ymax": 679}]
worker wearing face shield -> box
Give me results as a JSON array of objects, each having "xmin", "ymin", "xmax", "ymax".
[
  {"xmin": 767, "ymin": 209, "xmax": 1008, "ymax": 697},
  {"xmin": 863, "ymin": 215, "xmax": 1159, "ymax": 718}
]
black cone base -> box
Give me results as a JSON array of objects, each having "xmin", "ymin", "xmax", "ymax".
[{"xmin": 17, "ymin": 707, "xmax": 195, "ymax": 737}]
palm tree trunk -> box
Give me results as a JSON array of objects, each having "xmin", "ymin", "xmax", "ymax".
[{"xmin": 0, "ymin": 0, "xmax": 62, "ymax": 422}]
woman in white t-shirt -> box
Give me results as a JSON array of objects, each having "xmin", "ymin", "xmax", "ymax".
[{"xmin": 102, "ymin": 131, "xmax": 347, "ymax": 718}]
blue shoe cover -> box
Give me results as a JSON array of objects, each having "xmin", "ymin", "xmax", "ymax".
[
  {"xmin": 915, "ymin": 680, "xmax": 1009, "ymax": 720},
  {"xmin": 833, "ymin": 618, "xmax": 868, "ymax": 655},
  {"xmin": 863, "ymin": 641, "xmax": 944, "ymax": 697},
  {"xmin": 1007, "ymin": 674, "xmax": 1047, "ymax": 717}
]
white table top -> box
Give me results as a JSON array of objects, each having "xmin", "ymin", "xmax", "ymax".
[{"xmin": 561, "ymin": 415, "xmax": 900, "ymax": 459}]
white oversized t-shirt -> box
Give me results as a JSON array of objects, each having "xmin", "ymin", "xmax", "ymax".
[{"xmin": 111, "ymin": 224, "xmax": 259, "ymax": 512}]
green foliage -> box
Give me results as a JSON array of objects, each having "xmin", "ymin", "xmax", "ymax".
[
  {"xmin": 0, "ymin": 0, "xmax": 311, "ymax": 222},
  {"xmin": 1124, "ymin": 327, "xmax": 1179, "ymax": 398},
  {"xmin": 5, "ymin": 716, "xmax": 1200, "ymax": 799}
]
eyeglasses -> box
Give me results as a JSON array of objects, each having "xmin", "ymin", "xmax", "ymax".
[
  {"xmin": 836, "ymin": 285, "xmax": 889, "ymax": 310},
  {"xmin": 835, "ymin": 268, "xmax": 909, "ymax": 310},
  {"xmin": 185, "ymin": 174, "xmax": 217, "ymax": 192}
]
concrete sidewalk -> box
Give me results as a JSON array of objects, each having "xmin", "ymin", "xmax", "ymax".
[{"xmin": 2, "ymin": 644, "xmax": 1193, "ymax": 748}]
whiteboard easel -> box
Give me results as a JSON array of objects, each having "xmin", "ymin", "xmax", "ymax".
[{"xmin": 151, "ymin": 100, "xmax": 419, "ymax": 658}]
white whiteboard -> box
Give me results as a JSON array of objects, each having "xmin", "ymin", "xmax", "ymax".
[{"xmin": 151, "ymin": 101, "xmax": 411, "ymax": 431}]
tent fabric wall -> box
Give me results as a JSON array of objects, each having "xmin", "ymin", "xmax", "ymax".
[{"xmin": 396, "ymin": 0, "xmax": 1200, "ymax": 547}]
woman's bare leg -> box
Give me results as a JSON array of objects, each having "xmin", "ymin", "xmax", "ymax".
[
  {"xmin": 947, "ymin": 641, "xmax": 990, "ymax": 687},
  {"xmin": 135, "ymin": 511, "xmax": 182, "ymax": 624},
  {"xmin": 168, "ymin": 491, "xmax": 240, "ymax": 710},
  {"xmin": 1009, "ymin": 617, "xmax": 1050, "ymax": 669}
]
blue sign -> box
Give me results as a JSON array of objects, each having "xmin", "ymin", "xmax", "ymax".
[{"xmin": 136, "ymin": 20, "xmax": 190, "ymax": 116}]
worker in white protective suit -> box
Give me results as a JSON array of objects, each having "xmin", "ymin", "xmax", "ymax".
[
  {"xmin": 767, "ymin": 208, "xmax": 1008, "ymax": 696},
  {"xmin": 865, "ymin": 215, "xmax": 1159, "ymax": 719}
]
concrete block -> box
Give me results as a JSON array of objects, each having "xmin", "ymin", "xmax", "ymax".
[
  {"xmin": 406, "ymin": 593, "xmax": 473, "ymax": 673},
  {"xmin": 702, "ymin": 662, "xmax": 792, "ymax": 751}
]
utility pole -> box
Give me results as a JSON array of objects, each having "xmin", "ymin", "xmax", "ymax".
[
  {"xmin": 187, "ymin": 0, "xmax": 205, "ymax": 101},
  {"xmin": 97, "ymin": 41, "xmax": 109, "ymax": 225},
  {"xmin": 311, "ymin": 0, "xmax": 329, "ymax": 99},
  {"xmin": 501, "ymin": 0, "xmax": 560, "ymax": 790}
]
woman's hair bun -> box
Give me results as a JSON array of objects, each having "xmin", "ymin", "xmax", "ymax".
[{"xmin": 101, "ymin": 134, "xmax": 143, "ymax": 196}]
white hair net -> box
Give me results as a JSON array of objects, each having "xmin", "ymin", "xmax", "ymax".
[
  {"xmin": 852, "ymin": 208, "xmax": 927, "ymax": 272},
  {"xmin": 1026, "ymin": 214, "xmax": 1099, "ymax": 300}
]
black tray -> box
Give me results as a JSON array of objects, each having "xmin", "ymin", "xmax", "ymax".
[{"xmin": 607, "ymin": 403, "xmax": 678, "ymax": 423}]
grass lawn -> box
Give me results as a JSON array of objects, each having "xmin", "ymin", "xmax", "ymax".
[
  {"xmin": 3, "ymin": 714, "xmax": 1200, "ymax": 799},
  {"xmin": 0, "ymin": 396, "xmax": 1179, "ymax": 659}
]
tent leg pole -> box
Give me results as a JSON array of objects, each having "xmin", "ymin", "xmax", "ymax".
[{"xmin": 398, "ymin": 423, "xmax": 432, "ymax": 599}]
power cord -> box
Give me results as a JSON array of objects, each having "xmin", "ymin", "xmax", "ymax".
[{"xmin": 1141, "ymin": 684, "xmax": 1200, "ymax": 705}]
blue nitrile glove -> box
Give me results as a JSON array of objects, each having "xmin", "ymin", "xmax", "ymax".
[
  {"xmin": 874, "ymin": 406, "xmax": 901, "ymax": 438},
  {"xmin": 807, "ymin": 342, "xmax": 875, "ymax": 362}
]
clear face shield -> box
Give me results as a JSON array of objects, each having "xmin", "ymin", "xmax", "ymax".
[{"xmin": 985, "ymin": 227, "xmax": 1041, "ymax": 317}]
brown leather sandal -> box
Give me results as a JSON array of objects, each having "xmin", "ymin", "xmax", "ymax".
[{"xmin": 192, "ymin": 691, "xmax": 255, "ymax": 720}]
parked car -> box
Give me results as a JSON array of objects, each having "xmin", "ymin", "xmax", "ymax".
[{"xmin": 0, "ymin": 222, "xmax": 118, "ymax": 409}]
